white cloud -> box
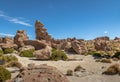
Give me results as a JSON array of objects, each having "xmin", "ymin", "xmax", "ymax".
[
  {"xmin": 0, "ymin": 33, "xmax": 14, "ymax": 37},
  {"xmin": 0, "ymin": 10, "xmax": 32, "ymax": 27}
]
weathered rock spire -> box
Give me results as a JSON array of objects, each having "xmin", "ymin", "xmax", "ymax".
[{"xmin": 35, "ymin": 20, "xmax": 51, "ymax": 42}]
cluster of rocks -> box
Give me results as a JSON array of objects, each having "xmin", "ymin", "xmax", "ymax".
[
  {"xmin": 8, "ymin": 64, "xmax": 69, "ymax": 82},
  {"xmin": 1, "ymin": 20, "xmax": 120, "ymax": 57}
]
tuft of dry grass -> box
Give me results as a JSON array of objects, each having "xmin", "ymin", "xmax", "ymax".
[
  {"xmin": 100, "ymin": 58, "xmax": 112, "ymax": 63},
  {"xmin": 66, "ymin": 69, "xmax": 73, "ymax": 76},
  {"xmin": 74, "ymin": 65, "xmax": 85, "ymax": 72},
  {"xmin": 103, "ymin": 63, "xmax": 120, "ymax": 75}
]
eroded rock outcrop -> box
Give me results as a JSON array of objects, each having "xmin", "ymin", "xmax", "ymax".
[
  {"xmin": 71, "ymin": 40, "xmax": 87, "ymax": 55},
  {"xmin": 19, "ymin": 45, "xmax": 35, "ymax": 52},
  {"xmin": 24, "ymin": 40, "xmax": 48, "ymax": 50},
  {"xmin": 35, "ymin": 20, "xmax": 52, "ymax": 43},
  {"xmin": 9, "ymin": 64, "xmax": 69, "ymax": 82},
  {"xmin": 0, "ymin": 37, "xmax": 17, "ymax": 49},
  {"xmin": 94, "ymin": 36, "xmax": 112, "ymax": 51},
  {"xmin": 14, "ymin": 30, "xmax": 29, "ymax": 47},
  {"xmin": 33, "ymin": 46, "xmax": 52, "ymax": 59}
]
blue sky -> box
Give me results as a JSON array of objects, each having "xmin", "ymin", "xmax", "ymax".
[{"xmin": 0, "ymin": 0, "xmax": 120, "ymax": 40}]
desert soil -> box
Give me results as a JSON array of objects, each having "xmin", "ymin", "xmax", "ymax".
[{"xmin": 10, "ymin": 54, "xmax": 120, "ymax": 82}]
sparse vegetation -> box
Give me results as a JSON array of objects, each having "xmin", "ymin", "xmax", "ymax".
[
  {"xmin": 100, "ymin": 58, "xmax": 112, "ymax": 63},
  {"xmin": 88, "ymin": 51, "xmax": 97, "ymax": 55},
  {"xmin": 3, "ymin": 55, "xmax": 18, "ymax": 63},
  {"xmin": 112, "ymin": 51, "xmax": 120, "ymax": 59},
  {"xmin": 50, "ymin": 49, "xmax": 68, "ymax": 61},
  {"xmin": 66, "ymin": 69, "xmax": 73, "ymax": 76},
  {"xmin": 0, "ymin": 66, "xmax": 11, "ymax": 82},
  {"xmin": 0, "ymin": 50, "xmax": 3, "ymax": 56},
  {"xmin": 20, "ymin": 49, "xmax": 35, "ymax": 57},
  {"xmin": 74, "ymin": 65, "xmax": 84, "ymax": 72},
  {"xmin": 5, "ymin": 61, "xmax": 22, "ymax": 68},
  {"xmin": 102, "ymin": 63, "xmax": 120, "ymax": 75},
  {"xmin": 3, "ymin": 48, "xmax": 14, "ymax": 54}
]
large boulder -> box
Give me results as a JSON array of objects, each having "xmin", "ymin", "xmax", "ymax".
[
  {"xmin": 9, "ymin": 64, "xmax": 69, "ymax": 82},
  {"xmin": 24, "ymin": 40, "xmax": 48, "ymax": 50},
  {"xmin": 71, "ymin": 40, "xmax": 87, "ymax": 55},
  {"xmin": 33, "ymin": 46, "xmax": 52, "ymax": 59},
  {"xmin": 14, "ymin": 30, "xmax": 29, "ymax": 47}
]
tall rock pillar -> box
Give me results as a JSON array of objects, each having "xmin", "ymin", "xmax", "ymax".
[{"xmin": 35, "ymin": 20, "xmax": 52, "ymax": 42}]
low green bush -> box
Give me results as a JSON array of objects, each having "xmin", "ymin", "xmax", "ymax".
[
  {"xmin": 50, "ymin": 49, "xmax": 68, "ymax": 61},
  {"xmin": 0, "ymin": 66, "xmax": 11, "ymax": 82},
  {"xmin": 0, "ymin": 50, "xmax": 3, "ymax": 56},
  {"xmin": 3, "ymin": 48, "xmax": 14, "ymax": 54},
  {"xmin": 93, "ymin": 52, "xmax": 102, "ymax": 58},
  {"xmin": 20, "ymin": 49, "xmax": 35, "ymax": 57},
  {"xmin": 3, "ymin": 55, "xmax": 18, "ymax": 63},
  {"xmin": 88, "ymin": 51, "xmax": 97, "ymax": 55}
]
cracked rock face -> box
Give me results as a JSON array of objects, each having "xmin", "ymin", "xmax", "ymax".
[{"xmin": 10, "ymin": 64, "xmax": 69, "ymax": 82}]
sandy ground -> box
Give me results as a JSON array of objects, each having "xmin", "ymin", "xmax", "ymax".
[{"xmin": 10, "ymin": 54, "xmax": 120, "ymax": 82}]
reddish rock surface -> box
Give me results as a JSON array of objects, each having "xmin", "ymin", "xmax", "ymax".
[{"xmin": 9, "ymin": 64, "xmax": 69, "ymax": 82}]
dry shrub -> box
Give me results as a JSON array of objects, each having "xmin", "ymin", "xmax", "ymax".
[
  {"xmin": 103, "ymin": 63, "xmax": 120, "ymax": 75},
  {"xmin": 74, "ymin": 65, "xmax": 84, "ymax": 72},
  {"xmin": 66, "ymin": 69, "xmax": 73, "ymax": 76},
  {"xmin": 112, "ymin": 58, "xmax": 119, "ymax": 61},
  {"xmin": 5, "ymin": 61, "xmax": 22, "ymax": 68},
  {"xmin": 101, "ymin": 58, "xmax": 112, "ymax": 63}
]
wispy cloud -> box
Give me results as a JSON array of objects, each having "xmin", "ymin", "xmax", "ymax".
[
  {"xmin": 0, "ymin": 10, "xmax": 32, "ymax": 27},
  {"xmin": 0, "ymin": 33, "xmax": 14, "ymax": 37}
]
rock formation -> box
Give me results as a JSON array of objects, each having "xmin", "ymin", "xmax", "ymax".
[
  {"xmin": 33, "ymin": 46, "xmax": 52, "ymax": 59},
  {"xmin": 14, "ymin": 30, "xmax": 29, "ymax": 47},
  {"xmin": 19, "ymin": 45, "xmax": 35, "ymax": 52},
  {"xmin": 71, "ymin": 40, "xmax": 88, "ymax": 55},
  {"xmin": 0, "ymin": 37, "xmax": 17, "ymax": 49},
  {"xmin": 35, "ymin": 20, "xmax": 52, "ymax": 43},
  {"xmin": 9, "ymin": 64, "xmax": 69, "ymax": 82},
  {"xmin": 24, "ymin": 40, "xmax": 48, "ymax": 50},
  {"xmin": 94, "ymin": 36, "xmax": 112, "ymax": 51}
]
